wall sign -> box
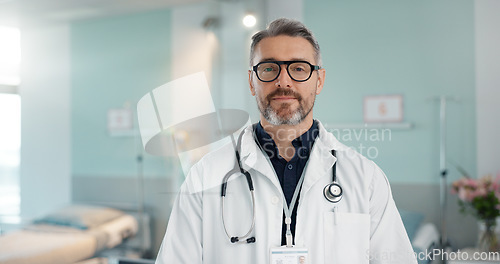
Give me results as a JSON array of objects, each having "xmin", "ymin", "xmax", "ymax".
[{"xmin": 363, "ymin": 95, "xmax": 403, "ymax": 123}]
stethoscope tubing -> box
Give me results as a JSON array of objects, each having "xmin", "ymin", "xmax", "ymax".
[
  {"xmin": 220, "ymin": 128, "xmax": 257, "ymax": 244},
  {"xmin": 220, "ymin": 125, "xmax": 342, "ymax": 244},
  {"xmin": 221, "ymin": 189, "xmax": 256, "ymax": 243}
]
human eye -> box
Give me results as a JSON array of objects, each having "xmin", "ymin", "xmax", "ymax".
[
  {"xmin": 259, "ymin": 63, "xmax": 278, "ymax": 72},
  {"xmin": 290, "ymin": 63, "xmax": 308, "ymax": 72}
]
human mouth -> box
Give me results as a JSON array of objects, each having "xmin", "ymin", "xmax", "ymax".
[{"xmin": 272, "ymin": 96, "xmax": 296, "ymax": 101}]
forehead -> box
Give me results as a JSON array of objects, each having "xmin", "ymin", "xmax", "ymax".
[{"xmin": 253, "ymin": 35, "xmax": 316, "ymax": 63}]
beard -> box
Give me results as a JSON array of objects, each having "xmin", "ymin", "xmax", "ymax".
[{"xmin": 256, "ymin": 88, "xmax": 315, "ymax": 126}]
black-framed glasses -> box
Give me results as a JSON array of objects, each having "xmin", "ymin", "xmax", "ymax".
[{"xmin": 252, "ymin": 60, "xmax": 321, "ymax": 82}]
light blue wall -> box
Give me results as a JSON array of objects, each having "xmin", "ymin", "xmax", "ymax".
[
  {"xmin": 71, "ymin": 9, "xmax": 173, "ymax": 178},
  {"xmin": 305, "ymin": 0, "xmax": 476, "ymax": 183},
  {"xmin": 69, "ymin": 0, "xmax": 477, "ymax": 184}
]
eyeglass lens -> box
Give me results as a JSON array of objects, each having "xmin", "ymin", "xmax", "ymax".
[{"xmin": 256, "ymin": 62, "xmax": 312, "ymax": 82}]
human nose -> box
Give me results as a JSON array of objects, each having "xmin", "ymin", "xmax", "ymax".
[{"xmin": 275, "ymin": 65, "xmax": 293, "ymax": 88}]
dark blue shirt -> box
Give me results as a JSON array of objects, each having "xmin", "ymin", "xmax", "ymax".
[{"xmin": 254, "ymin": 120, "xmax": 319, "ymax": 245}]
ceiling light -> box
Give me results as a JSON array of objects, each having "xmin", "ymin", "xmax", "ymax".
[{"xmin": 242, "ymin": 14, "xmax": 256, "ymax": 28}]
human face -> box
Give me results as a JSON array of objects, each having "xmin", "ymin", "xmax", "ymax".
[{"xmin": 249, "ymin": 35, "xmax": 325, "ymax": 126}]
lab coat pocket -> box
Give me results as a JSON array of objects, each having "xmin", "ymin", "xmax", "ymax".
[{"xmin": 324, "ymin": 212, "xmax": 370, "ymax": 264}]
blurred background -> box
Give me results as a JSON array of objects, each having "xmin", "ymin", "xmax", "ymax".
[{"xmin": 0, "ymin": 0, "xmax": 499, "ymax": 261}]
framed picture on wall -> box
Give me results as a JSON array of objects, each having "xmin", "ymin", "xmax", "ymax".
[
  {"xmin": 108, "ymin": 108, "xmax": 133, "ymax": 133},
  {"xmin": 363, "ymin": 94, "xmax": 403, "ymax": 123}
]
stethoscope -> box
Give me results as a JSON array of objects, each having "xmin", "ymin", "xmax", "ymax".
[
  {"xmin": 323, "ymin": 150, "xmax": 343, "ymax": 203},
  {"xmin": 220, "ymin": 125, "xmax": 343, "ymax": 244}
]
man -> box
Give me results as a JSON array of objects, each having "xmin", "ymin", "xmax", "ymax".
[{"xmin": 156, "ymin": 18, "xmax": 417, "ymax": 264}]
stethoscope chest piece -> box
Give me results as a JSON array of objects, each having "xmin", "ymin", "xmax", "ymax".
[{"xmin": 323, "ymin": 183, "xmax": 343, "ymax": 203}]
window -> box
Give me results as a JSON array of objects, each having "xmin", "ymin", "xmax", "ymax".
[
  {"xmin": 0, "ymin": 26, "xmax": 21, "ymax": 216},
  {"xmin": 0, "ymin": 94, "xmax": 21, "ymax": 216},
  {"xmin": 0, "ymin": 26, "xmax": 21, "ymax": 86}
]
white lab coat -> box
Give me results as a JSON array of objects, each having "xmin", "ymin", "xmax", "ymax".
[{"xmin": 156, "ymin": 121, "xmax": 417, "ymax": 264}]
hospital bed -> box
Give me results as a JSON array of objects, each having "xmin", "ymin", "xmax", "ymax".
[
  {"xmin": 400, "ymin": 210, "xmax": 440, "ymax": 264},
  {"xmin": 0, "ymin": 204, "xmax": 144, "ymax": 264}
]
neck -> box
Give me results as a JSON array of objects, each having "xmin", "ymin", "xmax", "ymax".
[{"xmin": 260, "ymin": 116, "xmax": 314, "ymax": 161}]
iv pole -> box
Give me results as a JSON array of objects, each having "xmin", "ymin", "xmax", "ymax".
[
  {"xmin": 134, "ymin": 108, "xmax": 147, "ymax": 257},
  {"xmin": 435, "ymin": 95, "xmax": 458, "ymax": 263},
  {"xmin": 439, "ymin": 96, "xmax": 449, "ymax": 251}
]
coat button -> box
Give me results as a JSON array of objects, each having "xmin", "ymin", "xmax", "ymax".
[
  {"xmin": 287, "ymin": 164, "xmax": 293, "ymax": 170},
  {"xmin": 271, "ymin": 196, "xmax": 279, "ymax": 205}
]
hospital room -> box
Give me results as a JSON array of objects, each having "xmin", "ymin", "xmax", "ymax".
[{"xmin": 0, "ymin": 0, "xmax": 499, "ymax": 263}]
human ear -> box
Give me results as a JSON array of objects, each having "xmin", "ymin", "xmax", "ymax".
[
  {"xmin": 315, "ymin": 68, "xmax": 326, "ymax": 95},
  {"xmin": 248, "ymin": 70, "xmax": 256, "ymax": 96}
]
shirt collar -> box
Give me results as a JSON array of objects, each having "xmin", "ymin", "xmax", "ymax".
[{"xmin": 254, "ymin": 120, "xmax": 319, "ymax": 160}]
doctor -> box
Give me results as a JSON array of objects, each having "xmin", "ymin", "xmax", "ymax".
[{"xmin": 156, "ymin": 18, "xmax": 417, "ymax": 264}]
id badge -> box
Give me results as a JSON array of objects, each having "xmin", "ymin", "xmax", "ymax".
[{"xmin": 270, "ymin": 246, "xmax": 308, "ymax": 264}]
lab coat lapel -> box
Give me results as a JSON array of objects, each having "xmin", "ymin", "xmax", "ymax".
[
  {"xmin": 301, "ymin": 122, "xmax": 338, "ymax": 196},
  {"xmin": 239, "ymin": 126, "xmax": 283, "ymax": 192}
]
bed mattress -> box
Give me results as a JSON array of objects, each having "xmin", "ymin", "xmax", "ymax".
[{"xmin": 0, "ymin": 214, "xmax": 137, "ymax": 264}]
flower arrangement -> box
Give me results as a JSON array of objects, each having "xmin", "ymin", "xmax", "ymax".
[
  {"xmin": 451, "ymin": 173, "xmax": 500, "ymax": 252},
  {"xmin": 451, "ymin": 174, "xmax": 500, "ymax": 220}
]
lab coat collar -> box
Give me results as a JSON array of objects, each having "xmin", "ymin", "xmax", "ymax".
[
  {"xmin": 239, "ymin": 125, "xmax": 282, "ymax": 191},
  {"xmin": 239, "ymin": 121, "xmax": 346, "ymax": 195}
]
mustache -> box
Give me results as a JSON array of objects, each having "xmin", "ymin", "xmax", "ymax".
[{"xmin": 266, "ymin": 88, "xmax": 302, "ymax": 102}]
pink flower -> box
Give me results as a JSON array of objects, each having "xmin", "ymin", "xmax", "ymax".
[
  {"xmin": 458, "ymin": 188, "xmax": 473, "ymax": 202},
  {"xmin": 491, "ymin": 182, "xmax": 499, "ymax": 192},
  {"xmin": 472, "ymin": 187, "xmax": 488, "ymax": 199},
  {"xmin": 467, "ymin": 178, "xmax": 478, "ymax": 188}
]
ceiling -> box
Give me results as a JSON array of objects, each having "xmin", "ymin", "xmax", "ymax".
[{"xmin": 0, "ymin": 0, "xmax": 207, "ymax": 26}]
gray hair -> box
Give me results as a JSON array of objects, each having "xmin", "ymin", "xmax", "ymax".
[{"xmin": 249, "ymin": 18, "xmax": 322, "ymax": 67}]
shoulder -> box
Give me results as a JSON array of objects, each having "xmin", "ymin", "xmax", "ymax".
[
  {"xmin": 317, "ymin": 121, "xmax": 377, "ymax": 169},
  {"xmin": 317, "ymin": 121, "xmax": 381, "ymax": 182},
  {"xmin": 195, "ymin": 138, "xmax": 236, "ymax": 170},
  {"xmin": 317, "ymin": 123, "xmax": 392, "ymax": 206},
  {"xmin": 182, "ymin": 135, "xmax": 242, "ymax": 193}
]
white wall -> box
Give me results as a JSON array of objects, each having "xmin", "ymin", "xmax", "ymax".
[
  {"xmin": 20, "ymin": 22, "xmax": 71, "ymax": 218},
  {"xmin": 475, "ymin": 0, "xmax": 500, "ymax": 177}
]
